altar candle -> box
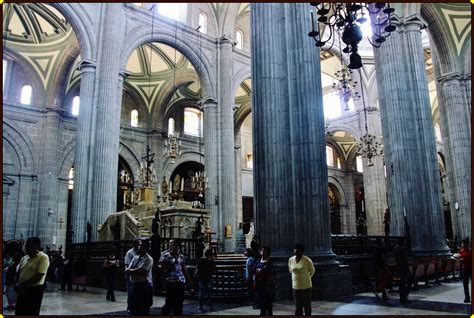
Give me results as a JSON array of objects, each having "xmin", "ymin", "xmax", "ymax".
[
  {"xmin": 169, "ymin": 180, "xmax": 172, "ymax": 193},
  {"xmin": 181, "ymin": 178, "xmax": 184, "ymax": 191}
]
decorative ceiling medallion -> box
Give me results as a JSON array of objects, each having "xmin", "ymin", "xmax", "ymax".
[
  {"xmin": 132, "ymin": 80, "xmax": 165, "ymax": 111},
  {"xmin": 336, "ymin": 141, "xmax": 356, "ymax": 160}
]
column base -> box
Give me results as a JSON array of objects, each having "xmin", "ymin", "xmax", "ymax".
[{"xmin": 272, "ymin": 258, "xmax": 352, "ymax": 300}]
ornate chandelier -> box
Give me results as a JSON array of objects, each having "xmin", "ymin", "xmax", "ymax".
[
  {"xmin": 308, "ymin": 3, "xmax": 396, "ymax": 69},
  {"xmin": 192, "ymin": 171, "xmax": 208, "ymax": 198},
  {"xmin": 355, "ymin": 69, "xmax": 383, "ymax": 166},
  {"xmin": 333, "ymin": 66, "xmax": 360, "ymax": 109}
]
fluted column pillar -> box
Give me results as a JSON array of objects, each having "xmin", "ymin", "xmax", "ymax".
[
  {"xmin": 251, "ymin": 3, "xmax": 351, "ymax": 299},
  {"xmin": 374, "ymin": 16, "xmax": 449, "ymax": 254},
  {"xmin": 37, "ymin": 110, "xmax": 61, "ymax": 247},
  {"xmin": 72, "ymin": 60, "xmax": 96, "ymax": 243},
  {"xmin": 218, "ymin": 36, "xmax": 237, "ymax": 252},
  {"xmin": 90, "ymin": 3, "xmax": 126, "ymax": 241},
  {"xmin": 436, "ymin": 73, "xmax": 471, "ymax": 240},
  {"xmin": 363, "ymin": 108, "xmax": 387, "ymax": 235},
  {"xmin": 202, "ymin": 97, "xmax": 219, "ymax": 241},
  {"xmin": 234, "ymin": 130, "xmax": 243, "ymax": 235}
]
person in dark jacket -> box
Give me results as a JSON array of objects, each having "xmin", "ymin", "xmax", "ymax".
[
  {"xmin": 73, "ymin": 254, "xmax": 87, "ymax": 292},
  {"xmin": 102, "ymin": 247, "xmax": 119, "ymax": 301},
  {"xmin": 196, "ymin": 249, "xmax": 216, "ymax": 311},
  {"xmin": 254, "ymin": 246, "xmax": 275, "ymax": 316}
]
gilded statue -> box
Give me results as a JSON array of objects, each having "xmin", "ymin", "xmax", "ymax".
[{"xmin": 173, "ymin": 174, "xmax": 181, "ymax": 193}]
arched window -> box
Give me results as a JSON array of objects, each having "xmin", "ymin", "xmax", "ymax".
[
  {"xmin": 20, "ymin": 84, "xmax": 32, "ymax": 105},
  {"xmin": 71, "ymin": 96, "xmax": 80, "ymax": 116},
  {"xmin": 131, "ymin": 109, "xmax": 139, "ymax": 127},
  {"xmin": 158, "ymin": 3, "xmax": 187, "ymax": 22},
  {"xmin": 236, "ymin": 30, "xmax": 243, "ymax": 50},
  {"xmin": 3, "ymin": 59, "xmax": 7, "ymax": 90},
  {"xmin": 168, "ymin": 118, "xmax": 175, "ymax": 136},
  {"xmin": 184, "ymin": 107, "xmax": 203, "ymax": 137},
  {"xmin": 323, "ymin": 92, "xmax": 342, "ymax": 119},
  {"xmin": 246, "ymin": 154, "xmax": 253, "ymax": 170},
  {"xmin": 68, "ymin": 166, "xmax": 74, "ymax": 190},
  {"xmin": 434, "ymin": 123, "xmax": 442, "ymax": 141},
  {"xmin": 326, "ymin": 145, "xmax": 335, "ymax": 167},
  {"xmin": 198, "ymin": 12, "xmax": 207, "ymax": 34},
  {"xmin": 356, "ymin": 156, "xmax": 364, "ymax": 173}
]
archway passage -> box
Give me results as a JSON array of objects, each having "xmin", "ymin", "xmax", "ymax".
[
  {"xmin": 329, "ymin": 184, "xmax": 342, "ymax": 234},
  {"xmin": 170, "ymin": 161, "xmax": 205, "ymax": 203}
]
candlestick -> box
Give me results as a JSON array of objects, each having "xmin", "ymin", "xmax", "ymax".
[
  {"xmin": 181, "ymin": 178, "xmax": 184, "ymax": 191},
  {"xmin": 310, "ymin": 10, "xmax": 315, "ymax": 32}
]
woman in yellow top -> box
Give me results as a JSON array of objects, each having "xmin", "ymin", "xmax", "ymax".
[{"xmin": 288, "ymin": 244, "xmax": 315, "ymax": 316}]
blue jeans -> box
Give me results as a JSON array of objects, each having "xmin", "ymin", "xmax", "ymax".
[{"xmin": 199, "ymin": 281, "xmax": 212, "ymax": 309}]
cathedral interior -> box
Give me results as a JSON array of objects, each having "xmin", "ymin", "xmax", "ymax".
[{"xmin": 2, "ymin": 2, "xmax": 471, "ymax": 313}]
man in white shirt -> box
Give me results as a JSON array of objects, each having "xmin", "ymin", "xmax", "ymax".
[
  {"xmin": 124, "ymin": 238, "xmax": 140, "ymax": 312},
  {"xmin": 126, "ymin": 239, "xmax": 154, "ymax": 315}
]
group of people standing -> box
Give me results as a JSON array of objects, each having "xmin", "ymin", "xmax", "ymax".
[{"xmin": 245, "ymin": 244, "xmax": 316, "ymax": 316}]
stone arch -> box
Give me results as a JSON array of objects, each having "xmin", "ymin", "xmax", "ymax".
[
  {"xmin": 162, "ymin": 152, "xmax": 204, "ymax": 182},
  {"xmin": 234, "ymin": 102, "xmax": 252, "ymax": 133},
  {"xmin": 328, "ymin": 177, "xmax": 346, "ymax": 206},
  {"xmin": 58, "ymin": 140, "xmax": 76, "ymax": 180},
  {"xmin": 2, "ymin": 121, "xmax": 36, "ymax": 175},
  {"xmin": 118, "ymin": 142, "xmax": 141, "ymax": 181},
  {"xmin": 3, "ymin": 48, "xmax": 46, "ymax": 104},
  {"xmin": 231, "ymin": 69, "xmax": 251, "ymax": 102},
  {"xmin": 420, "ymin": 4, "xmax": 458, "ymax": 75},
  {"xmin": 120, "ymin": 27, "xmax": 215, "ymax": 99},
  {"xmin": 49, "ymin": 3, "xmax": 95, "ymax": 61},
  {"xmin": 220, "ymin": 3, "xmax": 242, "ymax": 36}
]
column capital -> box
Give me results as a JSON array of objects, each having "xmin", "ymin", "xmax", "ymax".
[
  {"xmin": 437, "ymin": 72, "xmax": 462, "ymax": 85},
  {"xmin": 218, "ymin": 35, "xmax": 237, "ymax": 47},
  {"xmin": 392, "ymin": 14, "xmax": 428, "ymax": 32},
  {"xmin": 199, "ymin": 97, "xmax": 218, "ymax": 110},
  {"xmin": 76, "ymin": 59, "xmax": 97, "ymax": 73},
  {"xmin": 119, "ymin": 69, "xmax": 131, "ymax": 81}
]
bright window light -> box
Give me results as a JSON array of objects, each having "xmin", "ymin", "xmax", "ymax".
[
  {"xmin": 236, "ymin": 30, "xmax": 243, "ymax": 50},
  {"xmin": 356, "ymin": 156, "xmax": 364, "ymax": 173},
  {"xmin": 326, "ymin": 145, "xmax": 335, "ymax": 167},
  {"xmin": 358, "ymin": 15, "xmax": 372, "ymax": 37},
  {"xmin": 246, "ymin": 154, "xmax": 253, "ymax": 170},
  {"xmin": 199, "ymin": 12, "xmax": 207, "ymax": 34},
  {"xmin": 72, "ymin": 96, "xmax": 80, "ymax": 116},
  {"xmin": 131, "ymin": 109, "xmax": 139, "ymax": 127},
  {"xmin": 20, "ymin": 85, "xmax": 32, "ymax": 105},
  {"xmin": 158, "ymin": 3, "xmax": 187, "ymax": 22},
  {"xmin": 323, "ymin": 93, "xmax": 342, "ymax": 119},
  {"xmin": 435, "ymin": 123, "xmax": 442, "ymax": 141},
  {"xmin": 168, "ymin": 118, "xmax": 175, "ymax": 136},
  {"xmin": 184, "ymin": 107, "xmax": 202, "ymax": 137}
]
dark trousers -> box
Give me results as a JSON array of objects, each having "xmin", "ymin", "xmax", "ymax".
[
  {"xmin": 462, "ymin": 267, "xmax": 471, "ymax": 300},
  {"xmin": 161, "ymin": 282, "xmax": 185, "ymax": 316},
  {"xmin": 105, "ymin": 271, "xmax": 116, "ymax": 301},
  {"xmin": 293, "ymin": 288, "xmax": 312, "ymax": 316},
  {"xmin": 399, "ymin": 268, "xmax": 412, "ymax": 302},
  {"xmin": 130, "ymin": 281, "xmax": 153, "ymax": 315},
  {"xmin": 257, "ymin": 287, "xmax": 273, "ymax": 316},
  {"xmin": 15, "ymin": 285, "xmax": 45, "ymax": 316},
  {"xmin": 60, "ymin": 270, "xmax": 73, "ymax": 290},
  {"xmin": 125, "ymin": 273, "xmax": 132, "ymax": 310},
  {"xmin": 198, "ymin": 280, "xmax": 212, "ymax": 309}
]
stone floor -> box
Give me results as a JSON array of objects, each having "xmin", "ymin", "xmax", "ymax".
[{"xmin": 3, "ymin": 281, "xmax": 471, "ymax": 315}]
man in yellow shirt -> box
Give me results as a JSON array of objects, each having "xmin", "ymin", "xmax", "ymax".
[
  {"xmin": 288, "ymin": 244, "xmax": 315, "ymax": 316},
  {"xmin": 15, "ymin": 237, "xmax": 50, "ymax": 316}
]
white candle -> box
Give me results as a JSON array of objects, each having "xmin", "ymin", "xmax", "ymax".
[
  {"xmin": 169, "ymin": 180, "xmax": 172, "ymax": 193},
  {"xmin": 181, "ymin": 179, "xmax": 184, "ymax": 191}
]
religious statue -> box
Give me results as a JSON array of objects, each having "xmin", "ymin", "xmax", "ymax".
[
  {"xmin": 194, "ymin": 215, "xmax": 204, "ymax": 238},
  {"xmin": 86, "ymin": 221, "xmax": 92, "ymax": 243},
  {"xmin": 161, "ymin": 176, "xmax": 168, "ymax": 196},
  {"xmin": 194, "ymin": 214, "xmax": 205, "ymax": 259},
  {"xmin": 357, "ymin": 216, "xmax": 367, "ymax": 236},
  {"xmin": 125, "ymin": 189, "xmax": 133, "ymax": 207},
  {"xmin": 383, "ymin": 208, "xmax": 390, "ymax": 237},
  {"xmin": 173, "ymin": 174, "xmax": 181, "ymax": 193},
  {"xmin": 133, "ymin": 188, "xmax": 141, "ymax": 204}
]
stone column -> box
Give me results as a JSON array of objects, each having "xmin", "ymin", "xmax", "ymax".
[
  {"xmin": 251, "ymin": 3, "xmax": 351, "ymax": 299},
  {"xmin": 71, "ymin": 60, "xmax": 96, "ymax": 243},
  {"xmin": 90, "ymin": 4, "xmax": 126, "ymax": 241},
  {"xmin": 374, "ymin": 16, "xmax": 449, "ymax": 254},
  {"xmin": 435, "ymin": 73, "xmax": 471, "ymax": 240},
  {"xmin": 363, "ymin": 108, "xmax": 387, "ymax": 235},
  {"xmin": 36, "ymin": 110, "xmax": 61, "ymax": 247},
  {"xmin": 202, "ymin": 97, "xmax": 220, "ymax": 242},
  {"xmin": 218, "ymin": 36, "xmax": 237, "ymax": 252}
]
